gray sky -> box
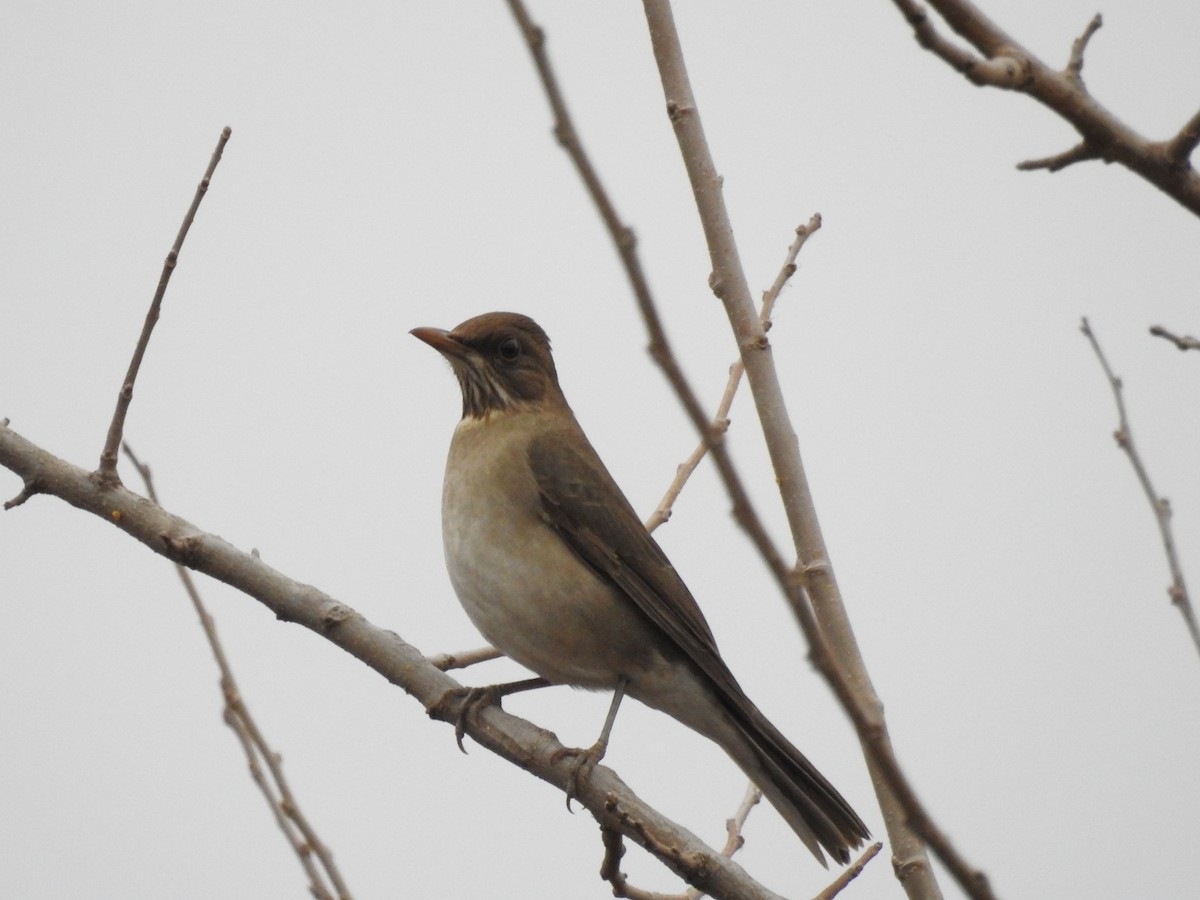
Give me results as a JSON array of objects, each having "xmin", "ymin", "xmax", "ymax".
[{"xmin": 3, "ymin": 2, "xmax": 1199, "ymax": 897}]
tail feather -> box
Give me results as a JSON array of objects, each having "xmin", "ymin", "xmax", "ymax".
[
  {"xmin": 632, "ymin": 667, "xmax": 870, "ymax": 866},
  {"xmin": 724, "ymin": 700, "xmax": 869, "ymax": 866}
]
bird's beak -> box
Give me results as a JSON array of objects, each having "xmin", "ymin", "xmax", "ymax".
[{"xmin": 410, "ymin": 327, "xmax": 472, "ymax": 364}]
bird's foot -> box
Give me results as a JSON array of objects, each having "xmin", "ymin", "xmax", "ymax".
[
  {"xmin": 430, "ymin": 685, "xmax": 500, "ymax": 753},
  {"xmin": 552, "ymin": 736, "xmax": 610, "ymax": 811},
  {"xmin": 429, "ymin": 676, "xmax": 551, "ymax": 752}
]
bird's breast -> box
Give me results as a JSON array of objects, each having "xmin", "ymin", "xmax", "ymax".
[{"xmin": 440, "ymin": 412, "xmax": 662, "ymax": 687}]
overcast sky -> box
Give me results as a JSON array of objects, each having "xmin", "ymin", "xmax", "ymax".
[{"xmin": 3, "ymin": 2, "xmax": 1199, "ymax": 898}]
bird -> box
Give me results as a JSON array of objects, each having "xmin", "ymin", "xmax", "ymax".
[{"xmin": 411, "ymin": 311, "xmax": 869, "ymax": 866}]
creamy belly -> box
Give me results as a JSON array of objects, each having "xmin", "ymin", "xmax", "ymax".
[{"xmin": 441, "ymin": 410, "xmax": 663, "ymax": 687}]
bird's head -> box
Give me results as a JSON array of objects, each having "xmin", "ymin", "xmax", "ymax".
[{"xmin": 411, "ymin": 312, "xmax": 566, "ymax": 419}]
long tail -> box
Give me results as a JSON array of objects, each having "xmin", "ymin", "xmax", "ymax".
[
  {"xmin": 725, "ymin": 701, "xmax": 870, "ymax": 866},
  {"xmin": 637, "ymin": 670, "xmax": 870, "ymax": 866}
]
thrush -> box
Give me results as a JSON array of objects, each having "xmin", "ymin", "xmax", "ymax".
[{"xmin": 412, "ymin": 311, "xmax": 869, "ymax": 866}]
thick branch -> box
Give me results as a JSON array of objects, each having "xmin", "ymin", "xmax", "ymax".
[{"xmin": 0, "ymin": 421, "xmax": 783, "ymax": 900}]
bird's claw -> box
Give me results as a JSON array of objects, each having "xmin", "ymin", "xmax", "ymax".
[
  {"xmin": 553, "ymin": 738, "xmax": 608, "ymax": 811},
  {"xmin": 430, "ymin": 685, "xmax": 501, "ymax": 753}
]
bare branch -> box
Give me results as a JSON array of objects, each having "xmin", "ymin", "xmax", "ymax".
[
  {"xmin": 122, "ymin": 443, "xmax": 351, "ymax": 900},
  {"xmin": 1080, "ymin": 319, "xmax": 1200, "ymax": 662},
  {"xmin": 1149, "ymin": 324, "xmax": 1200, "ymax": 352},
  {"xmin": 98, "ymin": 127, "xmax": 232, "ymax": 483},
  {"xmin": 0, "ymin": 423, "xmax": 786, "ymax": 900},
  {"xmin": 887, "ymin": 0, "xmax": 1200, "ymax": 217}
]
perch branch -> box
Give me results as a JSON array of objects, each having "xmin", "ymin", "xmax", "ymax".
[{"xmin": 0, "ymin": 421, "xmax": 785, "ymax": 900}]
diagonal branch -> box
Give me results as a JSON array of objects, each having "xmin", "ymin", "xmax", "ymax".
[
  {"xmin": 887, "ymin": 0, "xmax": 1200, "ymax": 216},
  {"xmin": 0, "ymin": 421, "xmax": 786, "ymax": 900},
  {"xmin": 1080, "ymin": 319, "xmax": 1200, "ymax": 662},
  {"xmin": 98, "ymin": 127, "xmax": 233, "ymax": 483}
]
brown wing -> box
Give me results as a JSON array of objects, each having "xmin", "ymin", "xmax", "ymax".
[
  {"xmin": 528, "ymin": 420, "xmax": 744, "ymax": 698},
  {"xmin": 528, "ymin": 419, "xmax": 870, "ymax": 862}
]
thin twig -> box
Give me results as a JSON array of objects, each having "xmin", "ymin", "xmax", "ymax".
[
  {"xmin": 646, "ymin": 216, "xmax": 821, "ymax": 533},
  {"xmin": 1065, "ymin": 14, "xmax": 1103, "ymax": 83},
  {"xmin": 1079, "ymin": 319, "xmax": 1200, "ymax": 661},
  {"xmin": 1016, "ymin": 142, "xmax": 1101, "ymax": 172},
  {"xmin": 427, "ymin": 646, "xmax": 503, "ymax": 671},
  {"xmin": 122, "ymin": 442, "xmax": 352, "ymax": 900},
  {"xmin": 812, "ymin": 842, "xmax": 884, "ymax": 900},
  {"xmin": 1149, "ymin": 324, "xmax": 1200, "ymax": 352},
  {"xmin": 97, "ymin": 127, "xmax": 232, "ymax": 482}
]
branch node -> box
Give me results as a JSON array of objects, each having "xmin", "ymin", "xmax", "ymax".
[
  {"xmin": 321, "ymin": 603, "xmax": 357, "ymax": 630},
  {"xmin": 969, "ymin": 50, "xmax": 1031, "ymax": 88}
]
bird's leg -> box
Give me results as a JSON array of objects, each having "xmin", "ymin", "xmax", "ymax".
[
  {"xmin": 431, "ymin": 676, "xmax": 552, "ymax": 752},
  {"xmin": 556, "ymin": 676, "xmax": 629, "ymax": 809}
]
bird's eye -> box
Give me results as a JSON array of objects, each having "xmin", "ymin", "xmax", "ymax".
[{"xmin": 498, "ymin": 337, "xmax": 521, "ymax": 361}]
